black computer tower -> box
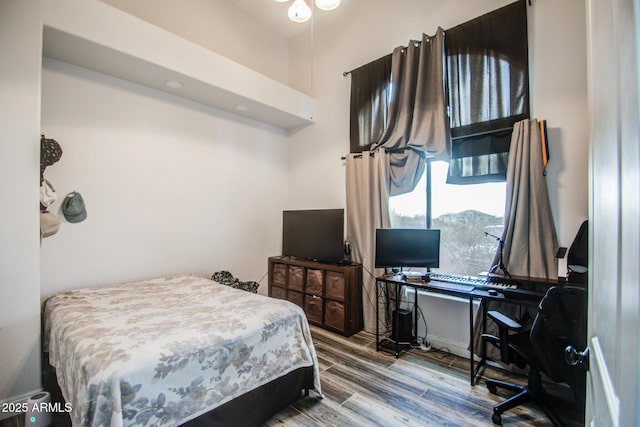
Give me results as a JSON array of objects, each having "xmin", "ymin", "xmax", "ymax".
[{"xmin": 392, "ymin": 309, "xmax": 414, "ymax": 343}]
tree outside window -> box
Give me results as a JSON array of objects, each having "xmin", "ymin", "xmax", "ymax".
[{"xmin": 389, "ymin": 160, "xmax": 505, "ymax": 276}]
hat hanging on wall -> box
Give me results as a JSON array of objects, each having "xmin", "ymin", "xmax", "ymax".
[
  {"xmin": 40, "ymin": 135, "xmax": 63, "ymax": 184},
  {"xmin": 40, "ymin": 178, "xmax": 57, "ymax": 210},
  {"xmin": 62, "ymin": 191, "xmax": 87, "ymax": 223}
]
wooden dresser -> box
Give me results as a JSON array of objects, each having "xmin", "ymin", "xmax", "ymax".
[{"xmin": 268, "ymin": 256, "xmax": 363, "ymax": 336}]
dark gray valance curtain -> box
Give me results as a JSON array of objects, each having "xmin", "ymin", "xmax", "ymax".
[
  {"xmin": 446, "ymin": 0, "xmax": 529, "ymax": 184},
  {"xmin": 371, "ymin": 27, "xmax": 451, "ymax": 196},
  {"xmin": 349, "ymin": 55, "xmax": 392, "ymax": 154}
]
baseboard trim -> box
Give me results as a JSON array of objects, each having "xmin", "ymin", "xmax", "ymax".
[{"xmin": 425, "ymin": 334, "xmax": 477, "ymax": 360}]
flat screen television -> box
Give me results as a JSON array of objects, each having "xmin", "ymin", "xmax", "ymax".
[
  {"xmin": 282, "ymin": 209, "xmax": 345, "ymax": 264},
  {"xmin": 375, "ymin": 228, "xmax": 440, "ymax": 269}
]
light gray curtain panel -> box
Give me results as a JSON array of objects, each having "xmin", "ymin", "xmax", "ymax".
[
  {"xmin": 345, "ymin": 152, "xmax": 392, "ymax": 333},
  {"xmin": 498, "ymin": 118, "xmax": 559, "ymax": 279},
  {"xmin": 472, "ymin": 118, "xmax": 559, "ymax": 358},
  {"xmin": 372, "ymin": 27, "xmax": 451, "ymax": 196}
]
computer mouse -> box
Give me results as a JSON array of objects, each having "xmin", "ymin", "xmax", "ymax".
[{"xmin": 488, "ymin": 289, "xmax": 499, "ymax": 296}]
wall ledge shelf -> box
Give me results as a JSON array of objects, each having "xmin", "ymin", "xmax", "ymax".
[{"xmin": 42, "ymin": 0, "xmax": 316, "ymax": 131}]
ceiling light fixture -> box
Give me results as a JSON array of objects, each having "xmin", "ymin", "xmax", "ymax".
[
  {"xmin": 288, "ymin": 0, "xmax": 312, "ymax": 23},
  {"xmin": 315, "ymin": 0, "xmax": 341, "ymax": 11},
  {"xmin": 275, "ymin": 0, "xmax": 341, "ymax": 24}
]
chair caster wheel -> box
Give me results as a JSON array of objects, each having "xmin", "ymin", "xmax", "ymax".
[
  {"xmin": 487, "ymin": 383, "xmax": 497, "ymax": 394},
  {"xmin": 492, "ymin": 412, "xmax": 502, "ymax": 425}
]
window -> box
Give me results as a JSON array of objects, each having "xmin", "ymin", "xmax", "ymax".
[{"xmin": 389, "ymin": 160, "xmax": 506, "ymax": 276}]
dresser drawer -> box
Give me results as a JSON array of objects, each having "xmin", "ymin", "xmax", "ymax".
[
  {"xmin": 272, "ymin": 263, "xmax": 286, "ymax": 286},
  {"xmin": 304, "ymin": 294, "xmax": 323, "ymax": 324},
  {"xmin": 324, "ymin": 300, "xmax": 345, "ymax": 332},
  {"xmin": 325, "ymin": 271, "xmax": 345, "ymax": 301},
  {"xmin": 271, "ymin": 286, "xmax": 287, "ymax": 300},
  {"xmin": 287, "ymin": 290, "xmax": 304, "ymax": 308},
  {"xmin": 288, "ymin": 266, "xmax": 305, "ymax": 291},
  {"xmin": 306, "ymin": 269, "xmax": 323, "ymax": 296}
]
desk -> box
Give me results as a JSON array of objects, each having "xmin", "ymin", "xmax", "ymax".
[{"xmin": 374, "ymin": 274, "xmax": 558, "ymax": 386}]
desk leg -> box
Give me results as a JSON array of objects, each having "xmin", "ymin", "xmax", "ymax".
[
  {"xmin": 395, "ymin": 282, "xmax": 400, "ymax": 358},
  {"xmin": 471, "ymin": 298, "xmax": 490, "ymax": 385},
  {"xmin": 414, "ymin": 285, "xmax": 418, "ymax": 345},
  {"xmin": 469, "ymin": 297, "xmax": 475, "ymax": 386},
  {"xmin": 375, "ymin": 280, "xmax": 379, "ymax": 352},
  {"xmin": 481, "ymin": 298, "xmax": 489, "ymax": 357},
  {"xmin": 478, "ymin": 298, "xmax": 489, "ymax": 374}
]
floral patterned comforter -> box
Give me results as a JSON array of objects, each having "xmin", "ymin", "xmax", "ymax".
[{"xmin": 43, "ymin": 274, "xmax": 321, "ymax": 427}]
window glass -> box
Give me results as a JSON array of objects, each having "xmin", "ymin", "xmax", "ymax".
[
  {"xmin": 389, "ymin": 160, "xmax": 506, "ymax": 276},
  {"xmin": 389, "ymin": 172, "xmax": 426, "ymax": 229}
]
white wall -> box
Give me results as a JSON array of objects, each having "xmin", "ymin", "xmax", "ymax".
[
  {"xmin": 0, "ymin": 0, "xmax": 43, "ymax": 401},
  {"xmin": 40, "ymin": 58, "xmax": 289, "ymax": 297},
  {"xmin": 287, "ymin": 0, "xmax": 589, "ymax": 353},
  {"xmin": 3, "ymin": 0, "xmax": 294, "ymax": 404},
  {"xmin": 98, "ymin": 0, "xmax": 290, "ymax": 85},
  {"xmin": 528, "ymin": 0, "xmax": 589, "ymax": 259}
]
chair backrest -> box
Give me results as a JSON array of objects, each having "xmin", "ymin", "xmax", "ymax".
[
  {"xmin": 567, "ymin": 220, "xmax": 588, "ymax": 284},
  {"xmin": 530, "ymin": 286, "xmax": 588, "ymax": 402}
]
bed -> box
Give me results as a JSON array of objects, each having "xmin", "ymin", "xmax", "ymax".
[{"xmin": 42, "ymin": 274, "xmax": 321, "ymax": 427}]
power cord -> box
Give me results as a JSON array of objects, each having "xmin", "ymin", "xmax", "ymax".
[{"xmin": 414, "ymin": 301, "xmax": 432, "ymax": 351}]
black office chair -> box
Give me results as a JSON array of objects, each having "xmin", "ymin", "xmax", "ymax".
[{"xmin": 483, "ymin": 286, "xmax": 587, "ymax": 425}]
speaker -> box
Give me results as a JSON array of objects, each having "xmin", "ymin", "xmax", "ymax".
[
  {"xmin": 24, "ymin": 392, "xmax": 52, "ymax": 427},
  {"xmin": 392, "ymin": 309, "xmax": 413, "ymax": 343}
]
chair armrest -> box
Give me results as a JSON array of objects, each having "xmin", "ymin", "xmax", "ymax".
[
  {"xmin": 481, "ymin": 333, "xmax": 500, "ymax": 345},
  {"xmin": 487, "ymin": 310, "xmax": 523, "ymax": 332},
  {"xmin": 486, "ymin": 310, "xmax": 524, "ymax": 364}
]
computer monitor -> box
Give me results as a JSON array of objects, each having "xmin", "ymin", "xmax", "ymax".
[{"xmin": 375, "ymin": 228, "xmax": 440, "ymax": 269}]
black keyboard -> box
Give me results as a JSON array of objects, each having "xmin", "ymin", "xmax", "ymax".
[{"xmin": 425, "ymin": 280, "xmax": 475, "ymax": 293}]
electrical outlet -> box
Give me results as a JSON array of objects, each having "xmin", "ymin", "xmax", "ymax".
[{"xmin": 419, "ymin": 339, "xmax": 431, "ymax": 352}]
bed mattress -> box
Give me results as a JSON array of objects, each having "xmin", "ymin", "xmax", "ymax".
[{"xmin": 43, "ymin": 274, "xmax": 321, "ymax": 426}]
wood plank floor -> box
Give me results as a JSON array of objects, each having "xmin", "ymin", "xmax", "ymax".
[{"xmin": 265, "ymin": 326, "xmax": 584, "ymax": 427}]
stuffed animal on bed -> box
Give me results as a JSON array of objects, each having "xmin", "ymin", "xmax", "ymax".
[{"xmin": 211, "ymin": 271, "xmax": 259, "ymax": 293}]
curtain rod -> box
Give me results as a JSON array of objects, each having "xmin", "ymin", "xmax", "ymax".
[
  {"xmin": 340, "ymin": 152, "xmax": 375, "ymax": 160},
  {"xmin": 341, "ymin": 129, "xmax": 515, "ymax": 159},
  {"xmin": 340, "ymin": 146, "xmax": 427, "ymax": 160}
]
